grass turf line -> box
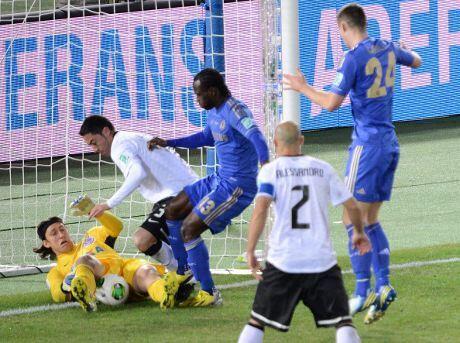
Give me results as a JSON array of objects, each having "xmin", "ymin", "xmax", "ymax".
[{"xmin": 0, "ymin": 244, "xmax": 458, "ymax": 342}]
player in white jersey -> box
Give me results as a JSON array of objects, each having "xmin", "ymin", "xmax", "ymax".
[
  {"xmin": 79, "ymin": 116, "xmax": 198, "ymax": 277},
  {"xmin": 238, "ymin": 121, "xmax": 371, "ymax": 343}
]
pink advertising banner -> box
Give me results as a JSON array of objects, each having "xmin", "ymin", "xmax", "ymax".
[{"xmin": 0, "ymin": 1, "xmax": 263, "ymax": 162}]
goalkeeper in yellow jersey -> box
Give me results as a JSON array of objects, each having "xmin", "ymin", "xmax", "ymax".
[{"xmin": 33, "ymin": 195, "xmax": 183, "ymax": 312}]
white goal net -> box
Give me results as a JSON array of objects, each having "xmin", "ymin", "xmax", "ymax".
[{"xmin": 0, "ymin": 0, "xmax": 281, "ymax": 277}]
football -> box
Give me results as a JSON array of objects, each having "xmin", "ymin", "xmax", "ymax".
[{"xmin": 95, "ymin": 274, "xmax": 129, "ymax": 306}]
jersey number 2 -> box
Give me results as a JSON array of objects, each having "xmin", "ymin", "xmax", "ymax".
[
  {"xmin": 291, "ymin": 185, "xmax": 310, "ymax": 229},
  {"xmin": 365, "ymin": 51, "xmax": 396, "ymax": 99}
]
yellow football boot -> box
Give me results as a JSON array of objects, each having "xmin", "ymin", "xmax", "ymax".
[
  {"xmin": 179, "ymin": 288, "xmax": 223, "ymax": 307},
  {"xmin": 71, "ymin": 276, "xmax": 97, "ymax": 312},
  {"xmin": 160, "ymin": 271, "xmax": 180, "ymax": 309}
]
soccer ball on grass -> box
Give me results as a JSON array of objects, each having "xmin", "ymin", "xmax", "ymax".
[{"xmin": 95, "ymin": 274, "xmax": 129, "ymax": 306}]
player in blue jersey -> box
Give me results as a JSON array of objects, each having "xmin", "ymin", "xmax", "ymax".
[
  {"xmin": 283, "ymin": 3, "xmax": 422, "ymax": 324},
  {"xmin": 148, "ymin": 68, "xmax": 269, "ymax": 307}
]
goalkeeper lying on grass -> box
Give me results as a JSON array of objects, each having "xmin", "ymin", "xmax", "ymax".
[{"xmin": 33, "ymin": 195, "xmax": 191, "ymax": 312}]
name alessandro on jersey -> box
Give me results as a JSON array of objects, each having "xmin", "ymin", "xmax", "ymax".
[{"xmin": 276, "ymin": 167, "xmax": 324, "ymax": 178}]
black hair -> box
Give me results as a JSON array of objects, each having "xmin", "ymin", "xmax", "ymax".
[
  {"xmin": 79, "ymin": 115, "xmax": 115, "ymax": 136},
  {"xmin": 194, "ymin": 68, "xmax": 231, "ymax": 97},
  {"xmin": 337, "ymin": 3, "xmax": 367, "ymax": 32},
  {"xmin": 32, "ymin": 216, "xmax": 63, "ymax": 260}
]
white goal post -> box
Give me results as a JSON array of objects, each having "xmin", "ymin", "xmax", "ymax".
[
  {"xmin": 280, "ymin": 0, "xmax": 300, "ymax": 124},
  {"xmin": 0, "ymin": 0, "xmax": 291, "ymax": 277}
]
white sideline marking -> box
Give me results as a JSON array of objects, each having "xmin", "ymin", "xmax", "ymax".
[
  {"xmin": 0, "ymin": 302, "xmax": 79, "ymax": 318},
  {"xmin": 1, "ymin": 257, "xmax": 459, "ymax": 318},
  {"xmin": 219, "ymin": 280, "xmax": 258, "ymax": 290},
  {"xmin": 220, "ymin": 257, "xmax": 460, "ymax": 289},
  {"xmin": 382, "ymin": 257, "xmax": 460, "ymax": 270}
]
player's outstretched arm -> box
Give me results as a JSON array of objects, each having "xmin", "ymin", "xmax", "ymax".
[
  {"xmin": 70, "ymin": 195, "xmax": 123, "ymax": 237},
  {"xmin": 89, "ymin": 204, "xmax": 110, "ymax": 219},
  {"xmin": 88, "ymin": 160, "xmax": 148, "ymax": 219},
  {"xmin": 398, "ymin": 41, "xmax": 422, "ymax": 68},
  {"xmin": 94, "ymin": 210, "xmax": 123, "ymax": 238},
  {"xmin": 226, "ymin": 103, "xmax": 269, "ymax": 164},
  {"xmin": 147, "ymin": 127, "xmax": 214, "ymax": 151},
  {"xmin": 147, "ymin": 137, "xmax": 167, "ymax": 150},
  {"xmin": 70, "ymin": 193, "xmax": 108, "ymax": 219},
  {"xmin": 283, "ymin": 68, "xmax": 345, "ymax": 112},
  {"xmin": 247, "ymin": 196, "xmax": 271, "ymax": 280},
  {"xmin": 410, "ymin": 51, "xmax": 422, "ymax": 68},
  {"xmin": 246, "ymin": 129, "xmax": 269, "ymax": 166},
  {"xmin": 342, "ymin": 198, "xmax": 371, "ymax": 255}
]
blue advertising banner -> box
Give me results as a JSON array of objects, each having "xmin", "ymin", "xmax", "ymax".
[{"xmin": 298, "ymin": 0, "xmax": 460, "ymax": 130}]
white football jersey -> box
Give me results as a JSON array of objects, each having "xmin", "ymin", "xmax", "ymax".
[
  {"xmin": 110, "ymin": 131, "xmax": 198, "ymax": 205},
  {"xmin": 257, "ymin": 155, "xmax": 352, "ymax": 273}
]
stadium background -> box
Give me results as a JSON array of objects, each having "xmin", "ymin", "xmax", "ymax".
[
  {"xmin": 2, "ymin": 0, "xmax": 459, "ymax": 266},
  {"xmin": 0, "ymin": 1, "xmax": 459, "ymax": 341},
  {"xmin": 2, "ymin": 0, "xmax": 459, "ymax": 162}
]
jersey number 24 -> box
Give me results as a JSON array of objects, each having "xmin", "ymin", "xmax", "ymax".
[{"xmin": 366, "ymin": 51, "xmax": 396, "ymax": 99}]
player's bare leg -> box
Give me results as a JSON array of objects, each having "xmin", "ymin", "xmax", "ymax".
[
  {"xmin": 133, "ymin": 264, "xmax": 164, "ymax": 294},
  {"xmin": 165, "ymin": 191, "xmax": 194, "ymax": 221},
  {"xmin": 132, "ymin": 264, "xmax": 183, "ymax": 309},
  {"xmin": 181, "ymin": 212, "xmax": 207, "ymax": 243},
  {"xmin": 133, "ymin": 228, "xmax": 160, "ymax": 254},
  {"xmin": 133, "ymin": 228, "xmax": 177, "ymax": 271}
]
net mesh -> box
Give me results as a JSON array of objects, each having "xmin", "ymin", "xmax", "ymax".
[{"xmin": 0, "ymin": 0, "xmax": 274, "ymax": 275}]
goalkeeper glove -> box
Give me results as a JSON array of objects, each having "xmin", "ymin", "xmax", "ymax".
[
  {"xmin": 70, "ymin": 194, "xmax": 95, "ymax": 216},
  {"xmin": 61, "ymin": 272, "xmax": 75, "ymax": 293}
]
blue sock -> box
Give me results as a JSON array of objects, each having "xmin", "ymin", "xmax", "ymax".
[
  {"xmin": 184, "ymin": 237, "xmax": 214, "ymax": 294},
  {"xmin": 366, "ymin": 222, "xmax": 390, "ymax": 291},
  {"xmin": 347, "ymin": 224, "xmax": 372, "ymax": 297},
  {"xmin": 167, "ymin": 220, "xmax": 189, "ymax": 275}
]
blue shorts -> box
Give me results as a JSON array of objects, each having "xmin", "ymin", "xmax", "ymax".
[
  {"xmin": 345, "ymin": 141, "xmax": 399, "ymax": 203},
  {"xmin": 183, "ymin": 174, "xmax": 257, "ymax": 234}
]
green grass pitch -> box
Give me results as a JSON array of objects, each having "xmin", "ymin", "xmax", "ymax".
[{"xmin": 1, "ymin": 245, "xmax": 459, "ymax": 342}]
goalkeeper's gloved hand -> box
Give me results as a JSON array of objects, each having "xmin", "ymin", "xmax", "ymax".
[
  {"xmin": 61, "ymin": 272, "xmax": 75, "ymax": 293},
  {"xmin": 70, "ymin": 194, "xmax": 95, "ymax": 216}
]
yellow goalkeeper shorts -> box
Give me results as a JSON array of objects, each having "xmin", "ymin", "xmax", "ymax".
[{"xmin": 121, "ymin": 258, "xmax": 166, "ymax": 288}]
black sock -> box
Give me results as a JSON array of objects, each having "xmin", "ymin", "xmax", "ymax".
[{"xmin": 144, "ymin": 239, "xmax": 162, "ymax": 256}]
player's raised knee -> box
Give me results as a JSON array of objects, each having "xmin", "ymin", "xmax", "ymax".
[
  {"xmin": 75, "ymin": 254, "xmax": 96, "ymax": 267},
  {"xmin": 74, "ymin": 254, "xmax": 105, "ymax": 277},
  {"xmin": 133, "ymin": 264, "xmax": 158, "ymax": 286},
  {"xmin": 133, "ymin": 229, "xmax": 157, "ymax": 253}
]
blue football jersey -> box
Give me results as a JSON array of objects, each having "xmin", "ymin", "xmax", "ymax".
[
  {"xmin": 203, "ymin": 97, "xmax": 260, "ymax": 180},
  {"xmin": 330, "ymin": 38, "xmax": 414, "ymax": 144}
]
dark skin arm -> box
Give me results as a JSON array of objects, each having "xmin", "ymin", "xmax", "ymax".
[{"xmin": 147, "ymin": 137, "xmax": 167, "ymax": 150}]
